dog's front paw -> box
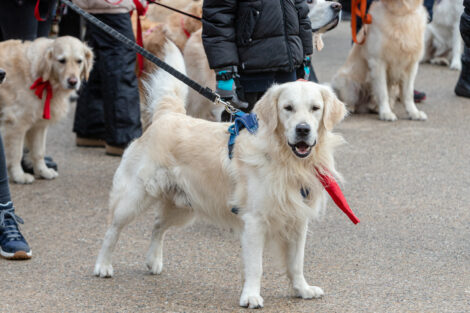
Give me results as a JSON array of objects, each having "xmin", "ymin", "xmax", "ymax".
[
  {"xmin": 450, "ymin": 60, "xmax": 462, "ymax": 71},
  {"xmin": 294, "ymin": 285, "xmax": 324, "ymax": 299},
  {"xmin": 379, "ymin": 111, "xmax": 398, "ymax": 122},
  {"xmin": 240, "ymin": 293, "xmax": 264, "ymax": 309},
  {"xmin": 94, "ymin": 262, "xmax": 114, "ymax": 278},
  {"xmin": 409, "ymin": 110, "xmax": 427, "ymax": 121},
  {"xmin": 12, "ymin": 172, "xmax": 35, "ymax": 184},
  {"xmin": 146, "ymin": 257, "xmax": 163, "ymax": 275},
  {"xmin": 38, "ymin": 168, "xmax": 58, "ymax": 180}
]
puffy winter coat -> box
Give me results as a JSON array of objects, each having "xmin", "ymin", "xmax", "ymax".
[
  {"xmin": 72, "ymin": 0, "xmax": 135, "ymax": 14},
  {"xmin": 202, "ymin": 0, "xmax": 313, "ymax": 73}
]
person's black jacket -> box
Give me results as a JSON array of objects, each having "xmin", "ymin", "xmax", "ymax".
[{"xmin": 202, "ymin": 0, "xmax": 313, "ymax": 73}]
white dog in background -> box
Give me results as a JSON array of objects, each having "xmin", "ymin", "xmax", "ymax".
[{"xmin": 422, "ymin": 0, "xmax": 464, "ymax": 70}]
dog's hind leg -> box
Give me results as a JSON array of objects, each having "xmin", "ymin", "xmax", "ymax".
[
  {"xmin": 401, "ymin": 63, "xmax": 427, "ymax": 121},
  {"xmin": 94, "ymin": 186, "xmax": 150, "ymax": 278},
  {"xmin": 285, "ymin": 220, "xmax": 324, "ymax": 300},
  {"xmin": 145, "ymin": 199, "xmax": 194, "ymax": 275}
]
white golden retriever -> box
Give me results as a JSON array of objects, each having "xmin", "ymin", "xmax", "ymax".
[
  {"xmin": 332, "ymin": 0, "xmax": 428, "ymax": 121},
  {"xmin": 422, "ymin": 0, "xmax": 464, "ymax": 70},
  {"xmin": 94, "ymin": 75, "xmax": 347, "ymax": 309},
  {"xmin": 0, "ymin": 36, "xmax": 93, "ymax": 184}
]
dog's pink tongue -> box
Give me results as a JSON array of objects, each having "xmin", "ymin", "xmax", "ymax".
[{"xmin": 297, "ymin": 146, "xmax": 309, "ymax": 154}]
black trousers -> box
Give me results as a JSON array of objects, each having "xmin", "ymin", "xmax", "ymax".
[
  {"xmin": 0, "ymin": 0, "xmax": 56, "ymax": 41},
  {"xmin": 73, "ymin": 13, "xmax": 142, "ymax": 146},
  {"xmin": 0, "ymin": 131, "xmax": 11, "ymax": 204}
]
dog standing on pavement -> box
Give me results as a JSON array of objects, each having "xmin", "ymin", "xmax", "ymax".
[
  {"xmin": 422, "ymin": 0, "xmax": 464, "ymax": 70},
  {"xmin": 0, "ymin": 37, "xmax": 93, "ymax": 184},
  {"xmin": 94, "ymin": 76, "xmax": 347, "ymax": 309},
  {"xmin": 332, "ymin": 0, "xmax": 428, "ymax": 121}
]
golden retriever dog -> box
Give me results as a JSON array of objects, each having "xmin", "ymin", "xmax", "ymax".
[
  {"xmin": 183, "ymin": 0, "xmax": 343, "ymax": 121},
  {"xmin": 94, "ymin": 75, "xmax": 347, "ymax": 308},
  {"xmin": 331, "ymin": 0, "xmax": 428, "ymax": 121},
  {"xmin": 0, "ymin": 36, "xmax": 93, "ymax": 184},
  {"xmin": 422, "ymin": 0, "xmax": 464, "ymax": 70}
]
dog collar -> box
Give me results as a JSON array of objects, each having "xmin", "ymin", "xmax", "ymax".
[
  {"xmin": 30, "ymin": 77, "xmax": 53, "ymax": 120},
  {"xmin": 181, "ymin": 17, "xmax": 191, "ymax": 39}
]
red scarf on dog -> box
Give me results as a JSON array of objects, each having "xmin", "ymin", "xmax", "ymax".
[{"xmin": 30, "ymin": 78, "xmax": 53, "ymax": 120}]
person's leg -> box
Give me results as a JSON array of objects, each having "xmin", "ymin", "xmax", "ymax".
[
  {"xmin": 58, "ymin": 8, "xmax": 83, "ymax": 39},
  {"xmin": 94, "ymin": 13, "xmax": 142, "ymax": 153},
  {"xmin": 423, "ymin": 0, "xmax": 434, "ymax": 22},
  {"xmin": 0, "ymin": 131, "xmax": 31, "ymax": 260},
  {"xmin": 73, "ymin": 19, "xmax": 106, "ymax": 146},
  {"xmin": 0, "ymin": 0, "xmax": 38, "ymax": 41},
  {"xmin": 455, "ymin": 1, "xmax": 470, "ymax": 97},
  {"xmin": 37, "ymin": 0, "xmax": 58, "ymax": 38}
]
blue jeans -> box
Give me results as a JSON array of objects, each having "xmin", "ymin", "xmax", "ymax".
[{"xmin": 0, "ymin": 131, "xmax": 11, "ymax": 204}]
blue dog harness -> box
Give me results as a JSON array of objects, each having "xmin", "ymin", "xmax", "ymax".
[{"xmin": 227, "ymin": 111, "xmax": 259, "ymax": 159}]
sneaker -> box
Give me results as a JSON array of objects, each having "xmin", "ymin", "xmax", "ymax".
[
  {"xmin": 76, "ymin": 136, "xmax": 106, "ymax": 147},
  {"xmin": 0, "ymin": 204, "xmax": 32, "ymax": 260},
  {"xmin": 414, "ymin": 90, "xmax": 426, "ymax": 103},
  {"xmin": 105, "ymin": 144, "xmax": 125, "ymax": 157}
]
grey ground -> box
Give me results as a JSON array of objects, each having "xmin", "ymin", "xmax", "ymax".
[{"xmin": 1, "ymin": 22, "xmax": 469, "ymax": 313}]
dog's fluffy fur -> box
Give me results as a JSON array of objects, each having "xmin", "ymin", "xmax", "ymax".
[
  {"xmin": 332, "ymin": 0, "xmax": 428, "ymax": 121},
  {"xmin": 0, "ymin": 37, "xmax": 93, "ymax": 184},
  {"xmin": 422, "ymin": 0, "xmax": 464, "ymax": 70},
  {"xmin": 183, "ymin": 0, "xmax": 343, "ymax": 122},
  {"xmin": 94, "ymin": 76, "xmax": 347, "ymax": 308}
]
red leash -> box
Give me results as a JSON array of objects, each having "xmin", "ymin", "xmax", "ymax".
[
  {"xmin": 30, "ymin": 78, "xmax": 53, "ymax": 120},
  {"xmin": 133, "ymin": 0, "xmax": 148, "ymax": 77},
  {"xmin": 34, "ymin": 0, "xmax": 47, "ymax": 21},
  {"xmin": 315, "ymin": 169, "xmax": 360, "ymax": 224},
  {"xmin": 351, "ymin": 0, "xmax": 372, "ymax": 44}
]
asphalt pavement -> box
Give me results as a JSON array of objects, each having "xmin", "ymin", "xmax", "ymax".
[{"xmin": 1, "ymin": 22, "xmax": 469, "ymax": 313}]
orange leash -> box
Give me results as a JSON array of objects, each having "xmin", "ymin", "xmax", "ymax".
[{"xmin": 351, "ymin": 0, "xmax": 372, "ymax": 44}]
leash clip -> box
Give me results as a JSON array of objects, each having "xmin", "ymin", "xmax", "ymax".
[{"xmin": 215, "ymin": 95, "xmax": 239, "ymax": 115}]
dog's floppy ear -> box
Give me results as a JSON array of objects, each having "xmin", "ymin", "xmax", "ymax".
[
  {"xmin": 82, "ymin": 44, "xmax": 94, "ymax": 81},
  {"xmin": 36, "ymin": 47, "xmax": 53, "ymax": 81},
  {"xmin": 320, "ymin": 85, "xmax": 347, "ymax": 131},
  {"xmin": 254, "ymin": 84, "xmax": 281, "ymax": 133}
]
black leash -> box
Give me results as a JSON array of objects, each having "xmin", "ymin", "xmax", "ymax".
[
  {"xmin": 60, "ymin": 0, "xmax": 236, "ymax": 113},
  {"xmin": 147, "ymin": 0, "xmax": 202, "ymax": 21}
]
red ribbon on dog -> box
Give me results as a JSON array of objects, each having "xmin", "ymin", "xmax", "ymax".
[
  {"xmin": 30, "ymin": 78, "xmax": 53, "ymax": 120},
  {"xmin": 315, "ymin": 168, "xmax": 360, "ymax": 224},
  {"xmin": 133, "ymin": 0, "xmax": 149, "ymax": 77}
]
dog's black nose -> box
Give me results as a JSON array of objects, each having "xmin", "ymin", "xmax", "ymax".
[
  {"xmin": 0, "ymin": 70, "xmax": 5, "ymax": 83},
  {"xmin": 295, "ymin": 123, "xmax": 311, "ymax": 137},
  {"xmin": 331, "ymin": 2, "xmax": 342, "ymax": 12},
  {"xmin": 67, "ymin": 77, "xmax": 78, "ymax": 88}
]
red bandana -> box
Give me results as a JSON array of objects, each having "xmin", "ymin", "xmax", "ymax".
[
  {"xmin": 181, "ymin": 17, "xmax": 191, "ymax": 39},
  {"xmin": 30, "ymin": 78, "xmax": 53, "ymax": 120},
  {"xmin": 315, "ymin": 168, "xmax": 360, "ymax": 225}
]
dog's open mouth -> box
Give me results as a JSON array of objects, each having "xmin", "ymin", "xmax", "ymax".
[
  {"xmin": 313, "ymin": 12, "xmax": 342, "ymax": 33},
  {"xmin": 289, "ymin": 141, "xmax": 315, "ymax": 158}
]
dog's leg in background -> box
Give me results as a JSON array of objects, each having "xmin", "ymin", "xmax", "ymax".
[
  {"xmin": 2, "ymin": 127, "xmax": 34, "ymax": 184},
  {"xmin": 25, "ymin": 124, "xmax": 58, "ymax": 180},
  {"xmin": 239, "ymin": 215, "xmax": 266, "ymax": 309},
  {"xmin": 146, "ymin": 201, "xmax": 194, "ymax": 275},
  {"xmin": 286, "ymin": 220, "xmax": 324, "ymax": 299},
  {"xmin": 400, "ymin": 63, "xmax": 427, "ymax": 121},
  {"xmin": 369, "ymin": 60, "xmax": 396, "ymax": 121},
  {"xmin": 450, "ymin": 24, "xmax": 463, "ymax": 71}
]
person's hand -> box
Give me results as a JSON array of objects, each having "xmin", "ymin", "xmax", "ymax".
[
  {"xmin": 215, "ymin": 66, "xmax": 248, "ymax": 110},
  {"xmin": 302, "ymin": 57, "xmax": 311, "ymax": 80}
]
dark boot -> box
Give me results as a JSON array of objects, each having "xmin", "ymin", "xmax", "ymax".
[{"xmin": 455, "ymin": 46, "xmax": 470, "ymax": 98}]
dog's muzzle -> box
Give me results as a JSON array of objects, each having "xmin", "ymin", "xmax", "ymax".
[{"xmin": 289, "ymin": 140, "xmax": 316, "ymax": 158}]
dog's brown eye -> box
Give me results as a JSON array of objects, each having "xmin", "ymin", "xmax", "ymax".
[
  {"xmin": 311, "ymin": 106, "xmax": 320, "ymax": 112},
  {"xmin": 284, "ymin": 105, "xmax": 293, "ymax": 112},
  {"xmin": 58, "ymin": 58, "xmax": 66, "ymax": 64},
  {"xmin": 77, "ymin": 59, "xmax": 82, "ymax": 64}
]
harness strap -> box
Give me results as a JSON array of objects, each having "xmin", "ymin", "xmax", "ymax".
[{"xmin": 60, "ymin": 0, "xmax": 218, "ymax": 104}]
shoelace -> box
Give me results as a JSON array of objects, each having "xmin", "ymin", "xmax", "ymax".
[{"xmin": 0, "ymin": 208, "xmax": 25, "ymax": 241}]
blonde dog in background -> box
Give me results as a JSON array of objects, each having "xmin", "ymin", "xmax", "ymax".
[
  {"xmin": 332, "ymin": 0, "xmax": 428, "ymax": 121},
  {"xmin": 94, "ymin": 73, "xmax": 347, "ymax": 309},
  {"xmin": 422, "ymin": 0, "xmax": 464, "ymax": 70},
  {"xmin": 0, "ymin": 37, "xmax": 93, "ymax": 184}
]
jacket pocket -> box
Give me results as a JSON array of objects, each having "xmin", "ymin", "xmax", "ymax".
[{"xmin": 236, "ymin": 1, "xmax": 262, "ymax": 46}]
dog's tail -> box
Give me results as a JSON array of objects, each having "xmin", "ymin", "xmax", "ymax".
[{"xmin": 142, "ymin": 39, "xmax": 188, "ymax": 126}]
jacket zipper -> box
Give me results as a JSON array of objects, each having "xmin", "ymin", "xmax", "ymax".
[{"xmin": 280, "ymin": 0, "xmax": 294, "ymax": 71}]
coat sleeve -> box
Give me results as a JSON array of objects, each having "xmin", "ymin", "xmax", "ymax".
[
  {"xmin": 202, "ymin": 0, "xmax": 239, "ymax": 69},
  {"xmin": 295, "ymin": 0, "xmax": 313, "ymax": 56}
]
